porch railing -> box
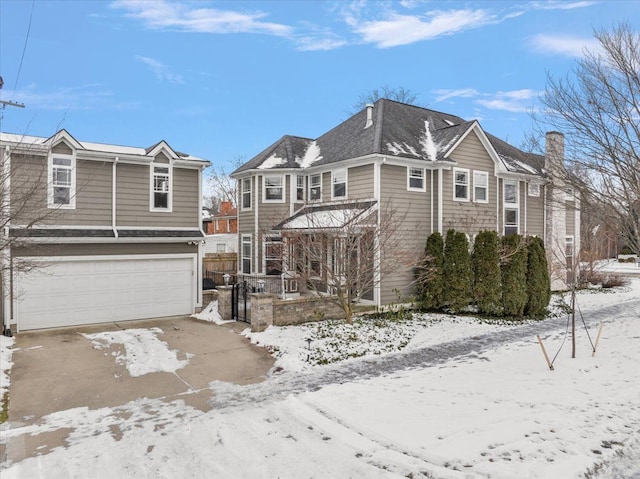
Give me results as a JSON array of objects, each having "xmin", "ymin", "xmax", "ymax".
[{"xmin": 203, "ymin": 271, "xmax": 299, "ymax": 297}]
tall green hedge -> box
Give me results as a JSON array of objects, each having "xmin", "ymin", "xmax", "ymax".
[
  {"xmin": 525, "ymin": 236, "xmax": 551, "ymax": 317},
  {"xmin": 472, "ymin": 230, "xmax": 502, "ymax": 315},
  {"xmin": 443, "ymin": 229, "xmax": 472, "ymax": 312},
  {"xmin": 416, "ymin": 231, "xmax": 445, "ymax": 310},
  {"xmin": 501, "ymin": 234, "xmax": 528, "ymax": 317}
]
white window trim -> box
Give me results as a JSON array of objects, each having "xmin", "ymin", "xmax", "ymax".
[
  {"xmin": 241, "ymin": 234, "xmax": 252, "ymax": 274},
  {"xmin": 453, "ymin": 167, "xmax": 470, "ymax": 202},
  {"xmin": 241, "ymin": 177, "xmax": 252, "ymax": 211},
  {"xmin": 150, "ymin": 164, "xmax": 172, "ymax": 212},
  {"xmin": 296, "ymin": 174, "xmax": 305, "ymax": 202},
  {"xmin": 262, "ymin": 174, "xmax": 285, "ymax": 203},
  {"xmin": 309, "ymin": 173, "xmax": 322, "ymax": 202},
  {"xmin": 263, "ymin": 234, "xmax": 283, "ymax": 276},
  {"xmin": 331, "ymin": 168, "xmax": 347, "ymax": 200},
  {"xmin": 407, "ymin": 167, "xmax": 426, "ymax": 192},
  {"xmin": 473, "ymin": 171, "xmax": 489, "ymax": 203},
  {"xmin": 503, "ymin": 179, "xmax": 520, "ymax": 235},
  {"xmin": 48, "ymin": 152, "xmax": 76, "ymax": 209}
]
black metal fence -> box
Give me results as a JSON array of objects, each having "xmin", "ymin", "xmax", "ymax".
[{"xmin": 203, "ymin": 271, "xmax": 286, "ymax": 295}]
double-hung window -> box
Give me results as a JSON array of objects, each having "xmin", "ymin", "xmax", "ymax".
[
  {"xmin": 504, "ymin": 179, "xmax": 519, "ymax": 235},
  {"xmin": 332, "ymin": 169, "xmax": 346, "ymax": 199},
  {"xmin": 528, "ymin": 182, "xmax": 540, "ymax": 197},
  {"xmin": 241, "ymin": 235, "xmax": 252, "ymax": 274},
  {"xmin": 309, "ymin": 174, "xmax": 322, "ymax": 201},
  {"xmin": 264, "ymin": 236, "xmax": 283, "ymax": 276},
  {"xmin": 49, "ymin": 155, "xmax": 75, "ymax": 208},
  {"xmin": 241, "ymin": 177, "xmax": 252, "ymax": 210},
  {"xmin": 296, "ymin": 175, "xmax": 305, "ymax": 201},
  {"xmin": 453, "ymin": 168, "xmax": 470, "ymax": 201},
  {"xmin": 408, "ymin": 167, "xmax": 425, "ymax": 191},
  {"xmin": 473, "ymin": 171, "xmax": 488, "ymax": 203},
  {"xmin": 151, "ymin": 165, "xmax": 171, "ymax": 211},
  {"xmin": 263, "ymin": 175, "xmax": 284, "ymax": 202}
]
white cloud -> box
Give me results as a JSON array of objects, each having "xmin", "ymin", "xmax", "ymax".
[
  {"xmin": 477, "ymin": 89, "xmax": 541, "ymax": 113},
  {"xmin": 9, "ymin": 83, "xmax": 137, "ymax": 111},
  {"xmin": 531, "ymin": 1, "xmax": 597, "ymax": 10},
  {"xmin": 135, "ymin": 55, "xmax": 184, "ymax": 84},
  {"xmin": 111, "ymin": 0, "xmax": 292, "ymax": 36},
  {"xmin": 353, "ymin": 9, "xmax": 495, "ymax": 48},
  {"xmin": 432, "ymin": 88, "xmax": 480, "ymax": 103},
  {"xmin": 530, "ymin": 33, "xmax": 599, "ymax": 57}
]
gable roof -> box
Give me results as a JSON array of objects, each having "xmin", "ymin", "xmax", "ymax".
[{"xmin": 233, "ymin": 98, "xmax": 544, "ymax": 177}]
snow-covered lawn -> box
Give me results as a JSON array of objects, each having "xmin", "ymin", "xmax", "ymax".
[{"xmin": 1, "ymin": 281, "xmax": 639, "ymax": 478}]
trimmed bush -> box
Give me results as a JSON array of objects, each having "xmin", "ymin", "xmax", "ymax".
[
  {"xmin": 525, "ymin": 236, "xmax": 551, "ymax": 317},
  {"xmin": 473, "ymin": 230, "xmax": 502, "ymax": 315},
  {"xmin": 443, "ymin": 229, "xmax": 472, "ymax": 312},
  {"xmin": 415, "ymin": 232, "xmax": 444, "ymax": 310},
  {"xmin": 501, "ymin": 234, "xmax": 528, "ymax": 317}
]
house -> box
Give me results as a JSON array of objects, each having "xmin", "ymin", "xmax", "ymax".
[
  {"xmin": 231, "ymin": 99, "xmax": 579, "ymax": 308},
  {"xmin": 0, "ymin": 129, "xmax": 210, "ymax": 333},
  {"xmin": 203, "ymin": 200, "xmax": 237, "ymax": 235}
]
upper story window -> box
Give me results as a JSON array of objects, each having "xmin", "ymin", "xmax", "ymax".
[
  {"xmin": 263, "ymin": 175, "xmax": 284, "ymax": 202},
  {"xmin": 504, "ymin": 179, "xmax": 519, "ymax": 235},
  {"xmin": 241, "ymin": 177, "xmax": 252, "ymax": 211},
  {"xmin": 528, "ymin": 182, "xmax": 540, "ymax": 197},
  {"xmin": 296, "ymin": 175, "xmax": 305, "ymax": 201},
  {"xmin": 473, "ymin": 171, "xmax": 488, "ymax": 203},
  {"xmin": 332, "ymin": 169, "xmax": 346, "ymax": 199},
  {"xmin": 151, "ymin": 165, "xmax": 171, "ymax": 211},
  {"xmin": 309, "ymin": 174, "xmax": 322, "ymax": 201},
  {"xmin": 49, "ymin": 154, "xmax": 76, "ymax": 209},
  {"xmin": 453, "ymin": 168, "xmax": 470, "ymax": 201},
  {"xmin": 408, "ymin": 167, "xmax": 425, "ymax": 191},
  {"xmin": 564, "ymin": 186, "xmax": 575, "ymax": 202}
]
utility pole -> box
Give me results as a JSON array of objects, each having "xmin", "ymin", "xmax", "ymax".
[{"xmin": 0, "ymin": 76, "xmax": 26, "ymax": 110}]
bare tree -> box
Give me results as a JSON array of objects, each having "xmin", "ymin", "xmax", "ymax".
[
  {"xmin": 352, "ymin": 85, "xmax": 420, "ymax": 112},
  {"xmin": 204, "ymin": 155, "xmax": 245, "ymax": 211},
  {"xmin": 279, "ymin": 200, "xmax": 414, "ymax": 324},
  {"xmin": 535, "ymin": 23, "xmax": 640, "ymax": 256}
]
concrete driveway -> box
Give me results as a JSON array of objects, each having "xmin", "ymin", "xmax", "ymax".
[{"xmin": 3, "ymin": 316, "xmax": 274, "ymax": 463}]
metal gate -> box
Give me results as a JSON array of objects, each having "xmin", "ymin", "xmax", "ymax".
[{"xmin": 231, "ymin": 281, "xmax": 250, "ymax": 322}]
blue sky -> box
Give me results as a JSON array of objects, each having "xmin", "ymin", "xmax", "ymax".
[{"xmin": 1, "ymin": 0, "xmax": 638, "ymax": 171}]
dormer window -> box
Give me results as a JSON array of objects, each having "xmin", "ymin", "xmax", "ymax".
[
  {"xmin": 263, "ymin": 175, "xmax": 284, "ymax": 202},
  {"xmin": 48, "ymin": 153, "xmax": 76, "ymax": 209},
  {"xmin": 151, "ymin": 165, "xmax": 171, "ymax": 211}
]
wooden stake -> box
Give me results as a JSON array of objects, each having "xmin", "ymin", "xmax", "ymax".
[
  {"xmin": 537, "ymin": 335, "xmax": 554, "ymax": 370},
  {"xmin": 592, "ymin": 322, "xmax": 604, "ymax": 357}
]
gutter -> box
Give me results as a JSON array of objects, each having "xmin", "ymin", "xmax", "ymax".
[{"xmin": 1, "ymin": 146, "xmax": 12, "ymax": 335}]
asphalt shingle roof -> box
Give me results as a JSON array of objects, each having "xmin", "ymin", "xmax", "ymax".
[{"xmin": 234, "ymin": 98, "xmax": 544, "ymax": 177}]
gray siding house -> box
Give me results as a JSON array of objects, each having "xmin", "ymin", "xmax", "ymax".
[
  {"xmin": 1, "ymin": 129, "xmax": 210, "ymax": 332},
  {"xmin": 231, "ymin": 99, "xmax": 578, "ymax": 308}
]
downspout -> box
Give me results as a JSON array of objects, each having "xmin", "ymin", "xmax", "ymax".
[
  {"xmin": 496, "ymin": 177, "xmax": 500, "ymax": 232},
  {"xmin": 112, "ymin": 157, "xmax": 119, "ymax": 239},
  {"xmin": 197, "ymin": 166, "xmax": 205, "ymax": 308},
  {"xmin": 374, "ymin": 159, "xmax": 381, "ymax": 307},
  {"xmin": 430, "ymin": 169, "xmax": 434, "ymax": 234},
  {"xmin": 437, "ymin": 168, "xmax": 443, "ymax": 233},
  {"xmin": 1, "ymin": 145, "xmax": 12, "ymax": 335},
  {"xmin": 524, "ymin": 182, "xmax": 528, "ymax": 235},
  {"xmin": 254, "ymin": 175, "xmax": 258, "ymax": 274}
]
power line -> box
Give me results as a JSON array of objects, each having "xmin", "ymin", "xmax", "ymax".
[{"xmin": 12, "ymin": 0, "xmax": 35, "ymax": 100}]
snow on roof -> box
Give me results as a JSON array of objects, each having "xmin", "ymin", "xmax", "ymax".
[
  {"xmin": 296, "ymin": 140, "xmax": 322, "ymax": 168},
  {"xmin": 385, "ymin": 142, "xmax": 418, "ymax": 157},
  {"xmin": 500, "ymin": 155, "xmax": 539, "ymax": 174},
  {"xmin": 280, "ymin": 202, "xmax": 376, "ymax": 230},
  {"xmin": 420, "ymin": 121, "xmax": 437, "ymax": 161},
  {"xmin": 81, "ymin": 141, "xmax": 144, "ymax": 156},
  {"xmin": 257, "ymin": 153, "xmax": 287, "ymax": 169},
  {"xmin": 0, "ymin": 133, "xmax": 46, "ymax": 146}
]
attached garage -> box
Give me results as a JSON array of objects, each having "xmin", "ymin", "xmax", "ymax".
[{"xmin": 15, "ymin": 255, "xmax": 197, "ymax": 331}]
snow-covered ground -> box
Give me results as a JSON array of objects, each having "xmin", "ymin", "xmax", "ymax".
[{"xmin": 1, "ymin": 280, "xmax": 639, "ymax": 478}]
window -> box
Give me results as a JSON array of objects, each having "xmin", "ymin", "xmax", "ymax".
[
  {"xmin": 504, "ymin": 179, "xmax": 519, "ymax": 235},
  {"xmin": 473, "ymin": 171, "xmax": 488, "ymax": 203},
  {"xmin": 151, "ymin": 165, "xmax": 171, "ymax": 211},
  {"xmin": 241, "ymin": 177, "xmax": 251, "ymax": 210},
  {"xmin": 263, "ymin": 175, "xmax": 284, "ymax": 202},
  {"xmin": 565, "ymin": 186, "xmax": 575, "ymax": 202},
  {"xmin": 216, "ymin": 243, "xmax": 226, "ymax": 253},
  {"xmin": 241, "ymin": 235, "xmax": 252, "ymax": 274},
  {"xmin": 332, "ymin": 169, "xmax": 346, "ymax": 199},
  {"xmin": 296, "ymin": 175, "xmax": 305, "ymax": 201},
  {"xmin": 265, "ymin": 236, "xmax": 283, "ymax": 275},
  {"xmin": 49, "ymin": 155, "xmax": 75, "ymax": 208},
  {"xmin": 408, "ymin": 167, "xmax": 425, "ymax": 191},
  {"xmin": 566, "ymin": 236, "xmax": 574, "ymax": 262},
  {"xmin": 309, "ymin": 174, "xmax": 322, "ymax": 201},
  {"xmin": 453, "ymin": 168, "xmax": 470, "ymax": 201},
  {"xmin": 528, "ymin": 182, "xmax": 540, "ymax": 197}
]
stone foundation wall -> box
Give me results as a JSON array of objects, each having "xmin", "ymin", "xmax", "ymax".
[{"xmin": 272, "ymin": 296, "xmax": 345, "ymax": 326}]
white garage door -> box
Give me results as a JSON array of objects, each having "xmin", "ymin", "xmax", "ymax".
[{"xmin": 16, "ymin": 255, "xmax": 195, "ymax": 331}]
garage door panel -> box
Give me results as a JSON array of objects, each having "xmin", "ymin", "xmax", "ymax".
[{"xmin": 16, "ymin": 256, "xmax": 195, "ymax": 330}]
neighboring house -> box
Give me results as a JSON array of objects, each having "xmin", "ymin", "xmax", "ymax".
[
  {"xmin": 1, "ymin": 129, "xmax": 210, "ymax": 332},
  {"xmin": 203, "ymin": 201, "xmax": 237, "ymax": 235},
  {"xmin": 231, "ymin": 99, "xmax": 579, "ymax": 307},
  {"xmin": 203, "ymin": 233, "xmax": 238, "ymax": 254}
]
